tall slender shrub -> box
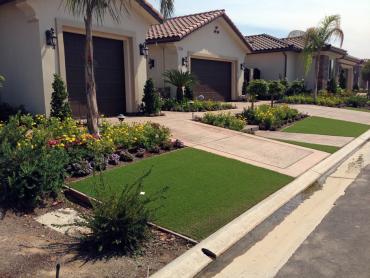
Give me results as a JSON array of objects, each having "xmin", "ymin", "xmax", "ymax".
[
  {"xmin": 142, "ymin": 79, "xmax": 161, "ymax": 115},
  {"xmin": 50, "ymin": 74, "xmax": 72, "ymax": 120}
]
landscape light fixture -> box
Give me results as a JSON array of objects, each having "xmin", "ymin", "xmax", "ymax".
[
  {"xmin": 46, "ymin": 28, "xmax": 57, "ymax": 49},
  {"xmin": 117, "ymin": 114, "xmax": 126, "ymax": 122}
]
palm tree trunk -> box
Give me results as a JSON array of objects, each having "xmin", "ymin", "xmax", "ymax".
[
  {"xmin": 313, "ymin": 51, "xmax": 321, "ymax": 102},
  {"xmin": 84, "ymin": 8, "xmax": 99, "ymax": 135}
]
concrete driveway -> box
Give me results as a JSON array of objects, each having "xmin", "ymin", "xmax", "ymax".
[
  {"xmin": 117, "ymin": 110, "xmax": 328, "ymax": 177},
  {"xmin": 289, "ymin": 104, "xmax": 370, "ymax": 124}
]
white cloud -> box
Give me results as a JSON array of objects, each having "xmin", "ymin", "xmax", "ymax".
[{"xmin": 148, "ymin": 0, "xmax": 370, "ymax": 58}]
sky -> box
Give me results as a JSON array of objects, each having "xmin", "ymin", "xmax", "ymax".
[{"xmin": 147, "ymin": 0, "xmax": 370, "ymax": 58}]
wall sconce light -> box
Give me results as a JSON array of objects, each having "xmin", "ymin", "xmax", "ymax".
[
  {"xmin": 139, "ymin": 43, "xmax": 149, "ymax": 58},
  {"xmin": 149, "ymin": 59, "xmax": 155, "ymax": 69},
  {"xmin": 45, "ymin": 28, "xmax": 57, "ymax": 49},
  {"xmin": 182, "ymin": 57, "xmax": 188, "ymax": 67},
  {"xmin": 240, "ymin": 63, "xmax": 248, "ymax": 71}
]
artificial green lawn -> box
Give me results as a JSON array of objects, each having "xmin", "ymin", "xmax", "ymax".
[
  {"xmin": 283, "ymin": 116, "xmax": 370, "ymax": 137},
  {"xmin": 71, "ymin": 148, "xmax": 293, "ymax": 240},
  {"xmin": 277, "ymin": 139, "xmax": 339, "ymax": 154}
]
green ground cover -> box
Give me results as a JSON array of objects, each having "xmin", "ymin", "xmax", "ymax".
[
  {"xmin": 283, "ymin": 116, "xmax": 369, "ymax": 137},
  {"xmin": 277, "ymin": 139, "xmax": 340, "ymax": 154},
  {"xmin": 71, "ymin": 148, "xmax": 293, "ymax": 240}
]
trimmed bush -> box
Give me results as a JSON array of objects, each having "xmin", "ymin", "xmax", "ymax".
[
  {"xmin": 142, "ymin": 79, "xmax": 161, "ymax": 115},
  {"xmin": 161, "ymin": 99, "xmax": 235, "ymax": 112},
  {"xmin": 50, "ymin": 74, "xmax": 72, "ymax": 120},
  {"xmin": 200, "ymin": 112, "xmax": 246, "ymax": 131}
]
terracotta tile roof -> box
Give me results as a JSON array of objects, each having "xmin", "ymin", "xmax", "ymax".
[
  {"xmin": 281, "ymin": 36, "xmax": 306, "ymax": 49},
  {"xmin": 146, "ymin": 10, "xmax": 251, "ymax": 50},
  {"xmin": 245, "ymin": 34, "xmax": 299, "ymax": 52}
]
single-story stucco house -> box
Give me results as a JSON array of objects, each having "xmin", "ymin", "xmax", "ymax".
[
  {"xmin": 146, "ymin": 10, "xmax": 252, "ymax": 101},
  {"xmin": 244, "ymin": 33, "xmax": 364, "ymax": 91},
  {"xmin": 0, "ymin": 0, "xmax": 162, "ymax": 117}
]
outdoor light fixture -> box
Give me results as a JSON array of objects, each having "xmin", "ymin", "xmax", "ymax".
[
  {"xmin": 139, "ymin": 43, "xmax": 149, "ymax": 57},
  {"xmin": 45, "ymin": 28, "xmax": 57, "ymax": 49},
  {"xmin": 149, "ymin": 58, "xmax": 155, "ymax": 69},
  {"xmin": 182, "ymin": 57, "xmax": 188, "ymax": 67},
  {"xmin": 117, "ymin": 114, "xmax": 126, "ymax": 122},
  {"xmin": 240, "ymin": 63, "xmax": 248, "ymax": 71}
]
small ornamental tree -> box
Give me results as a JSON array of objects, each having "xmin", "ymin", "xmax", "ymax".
[
  {"xmin": 268, "ymin": 80, "xmax": 286, "ymax": 107},
  {"xmin": 361, "ymin": 60, "xmax": 370, "ymax": 97},
  {"xmin": 247, "ymin": 79, "xmax": 268, "ymax": 110},
  {"xmin": 327, "ymin": 78, "xmax": 338, "ymax": 94},
  {"xmin": 142, "ymin": 79, "xmax": 161, "ymax": 115},
  {"xmin": 50, "ymin": 74, "xmax": 72, "ymax": 120}
]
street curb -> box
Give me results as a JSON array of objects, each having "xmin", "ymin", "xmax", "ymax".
[{"xmin": 151, "ymin": 129, "xmax": 370, "ymax": 278}]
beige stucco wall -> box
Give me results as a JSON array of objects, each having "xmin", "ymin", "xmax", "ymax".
[
  {"xmin": 0, "ymin": 0, "xmax": 157, "ymax": 115},
  {"xmin": 0, "ymin": 1, "xmax": 45, "ymax": 114},
  {"xmin": 148, "ymin": 17, "xmax": 249, "ymax": 100},
  {"xmin": 245, "ymin": 52, "xmax": 286, "ymax": 81}
]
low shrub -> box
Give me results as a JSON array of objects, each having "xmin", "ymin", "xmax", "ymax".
[
  {"xmin": 0, "ymin": 116, "xmax": 68, "ymax": 210},
  {"xmin": 200, "ymin": 112, "xmax": 246, "ymax": 131},
  {"xmin": 241, "ymin": 104, "xmax": 302, "ymax": 131},
  {"xmin": 161, "ymin": 99, "xmax": 235, "ymax": 112},
  {"xmin": 346, "ymin": 95, "xmax": 368, "ymax": 108},
  {"xmin": 75, "ymin": 172, "xmax": 167, "ymax": 255},
  {"xmin": 283, "ymin": 94, "xmax": 368, "ymax": 108}
]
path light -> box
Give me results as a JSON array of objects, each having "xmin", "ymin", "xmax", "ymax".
[
  {"xmin": 197, "ymin": 95, "xmax": 205, "ymax": 101},
  {"xmin": 117, "ymin": 114, "xmax": 126, "ymax": 122}
]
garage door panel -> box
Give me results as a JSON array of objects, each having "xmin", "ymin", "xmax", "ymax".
[
  {"xmin": 191, "ymin": 58, "xmax": 232, "ymax": 101},
  {"xmin": 63, "ymin": 32, "xmax": 126, "ymax": 118}
]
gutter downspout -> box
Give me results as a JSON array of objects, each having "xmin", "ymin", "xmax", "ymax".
[{"xmin": 283, "ymin": 52, "xmax": 288, "ymax": 79}]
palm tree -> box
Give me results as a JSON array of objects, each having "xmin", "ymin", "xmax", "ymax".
[
  {"xmin": 64, "ymin": 0, "xmax": 175, "ymax": 134},
  {"xmin": 303, "ymin": 15, "xmax": 344, "ymax": 101},
  {"xmin": 163, "ymin": 69, "xmax": 197, "ymax": 102}
]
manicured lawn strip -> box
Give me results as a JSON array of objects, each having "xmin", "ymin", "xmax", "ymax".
[
  {"xmin": 71, "ymin": 148, "xmax": 293, "ymax": 240},
  {"xmin": 282, "ymin": 116, "xmax": 370, "ymax": 137},
  {"xmin": 277, "ymin": 139, "xmax": 340, "ymax": 154},
  {"xmin": 343, "ymin": 107, "xmax": 370, "ymax": 113}
]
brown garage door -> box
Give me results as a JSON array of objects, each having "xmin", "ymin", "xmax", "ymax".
[
  {"xmin": 191, "ymin": 58, "xmax": 232, "ymax": 101},
  {"xmin": 63, "ymin": 32, "xmax": 126, "ymax": 118}
]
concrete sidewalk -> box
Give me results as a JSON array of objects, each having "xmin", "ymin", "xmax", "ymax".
[{"xmin": 255, "ymin": 130, "xmax": 354, "ymax": 147}]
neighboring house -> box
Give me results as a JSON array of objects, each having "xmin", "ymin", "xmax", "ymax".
[
  {"xmin": 0, "ymin": 0, "xmax": 162, "ymax": 117},
  {"xmin": 245, "ymin": 34, "xmax": 364, "ymax": 91},
  {"xmin": 146, "ymin": 10, "xmax": 251, "ymax": 101}
]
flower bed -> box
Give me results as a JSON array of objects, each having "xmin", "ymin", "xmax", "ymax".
[
  {"xmin": 240, "ymin": 104, "xmax": 307, "ymax": 131},
  {"xmin": 0, "ymin": 114, "xmax": 182, "ymax": 210},
  {"xmin": 282, "ymin": 94, "xmax": 370, "ymax": 108},
  {"xmin": 161, "ymin": 99, "xmax": 235, "ymax": 112},
  {"xmin": 197, "ymin": 112, "xmax": 246, "ymax": 131}
]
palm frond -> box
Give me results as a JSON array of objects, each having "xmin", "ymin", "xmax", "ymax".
[
  {"xmin": 163, "ymin": 69, "xmax": 197, "ymax": 88},
  {"xmin": 160, "ymin": 0, "xmax": 174, "ymax": 19},
  {"xmin": 63, "ymin": 0, "xmax": 131, "ymax": 23},
  {"xmin": 324, "ymin": 27, "xmax": 344, "ymax": 47}
]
